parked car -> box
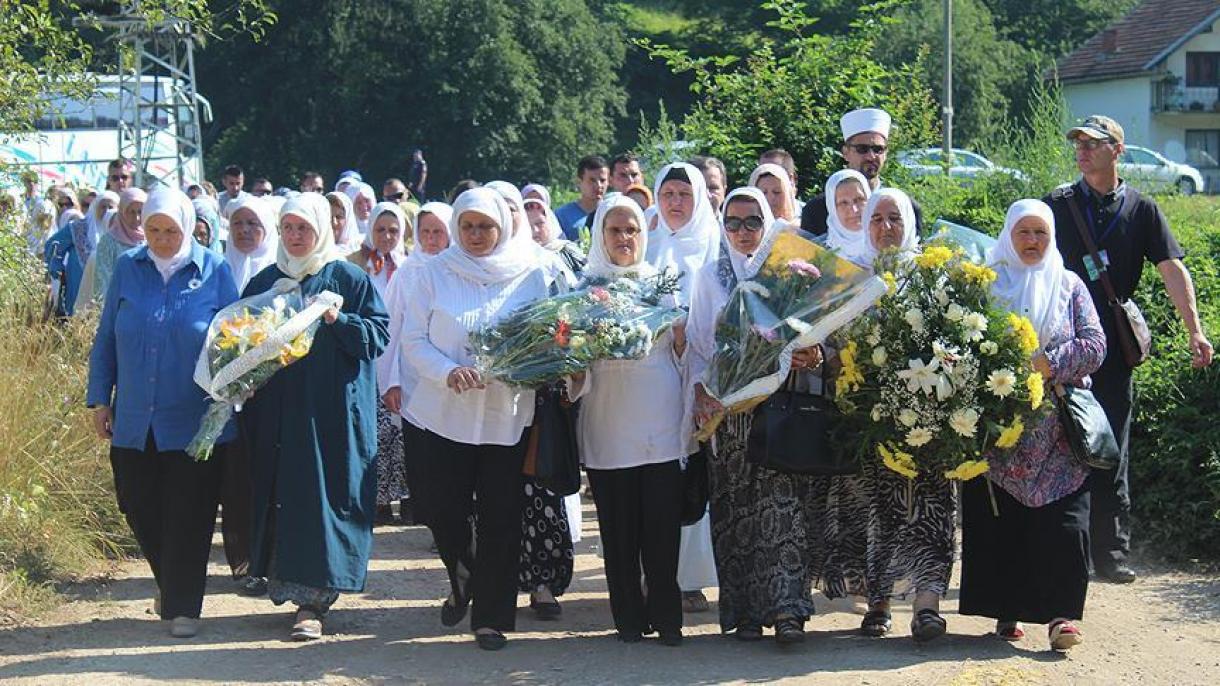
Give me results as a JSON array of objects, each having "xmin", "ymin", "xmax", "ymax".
[
  {"xmin": 1119, "ymin": 145, "xmax": 1205, "ymax": 195},
  {"xmin": 896, "ymin": 148, "xmax": 1027, "ymax": 182}
]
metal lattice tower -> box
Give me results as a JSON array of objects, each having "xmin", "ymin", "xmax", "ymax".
[{"xmin": 93, "ymin": 3, "xmax": 205, "ymax": 189}]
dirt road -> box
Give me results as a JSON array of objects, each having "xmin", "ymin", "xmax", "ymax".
[{"xmin": 1, "ymin": 498, "xmax": 1218, "ymax": 685}]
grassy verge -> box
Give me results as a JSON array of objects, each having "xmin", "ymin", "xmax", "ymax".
[{"xmin": 0, "ymin": 223, "xmax": 129, "ymax": 624}]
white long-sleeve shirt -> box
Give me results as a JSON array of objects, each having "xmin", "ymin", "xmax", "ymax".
[
  {"xmin": 570, "ymin": 329, "xmax": 692, "ymax": 470},
  {"xmin": 402, "ymin": 260, "xmax": 549, "ymax": 446}
]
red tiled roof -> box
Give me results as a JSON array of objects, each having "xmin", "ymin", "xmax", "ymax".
[{"xmin": 1056, "ymin": 0, "xmax": 1220, "ymax": 83}]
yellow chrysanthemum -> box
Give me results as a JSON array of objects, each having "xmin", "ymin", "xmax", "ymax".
[
  {"xmin": 879, "ymin": 443, "xmax": 919, "ymax": 479},
  {"xmin": 838, "ymin": 340, "xmax": 864, "ymax": 392},
  {"xmin": 881, "ymin": 271, "xmax": 897, "ymax": 295},
  {"xmin": 944, "ymin": 459, "xmax": 990, "ymax": 481},
  {"xmin": 217, "ymin": 332, "xmax": 240, "ymax": 351},
  {"xmin": 762, "ymin": 233, "xmax": 821, "ymax": 275},
  {"xmin": 248, "ymin": 329, "xmax": 268, "ymax": 347},
  {"xmin": 1026, "ymin": 372, "xmax": 1045, "ymax": 409},
  {"xmin": 957, "ymin": 261, "xmax": 997, "ymax": 286},
  {"xmin": 914, "ymin": 245, "xmax": 954, "ymax": 270},
  {"xmin": 1007, "ymin": 313, "xmax": 1040, "ymax": 355},
  {"xmin": 994, "ymin": 417, "xmax": 1025, "ymax": 449}
]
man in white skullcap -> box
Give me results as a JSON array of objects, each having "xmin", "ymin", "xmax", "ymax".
[{"xmin": 800, "ymin": 107, "xmax": 923, "ymax": 236}]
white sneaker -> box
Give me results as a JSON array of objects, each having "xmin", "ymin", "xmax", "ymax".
[{"xmin": 169, "ymin": 616, "xmax": 199, "ymax": 638}]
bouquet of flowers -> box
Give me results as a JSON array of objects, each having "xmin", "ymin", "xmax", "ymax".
[
  {"xmin": 695, "ymin": 233, "xmax": 887, "ymax": 441},
  {"xmin": 833, "ymin": 242, "xmax": 1048, "ymax": 482},
  {"xmin": 470, "ymin": 271, "xmax": 684, "ymax": 388},
  {"xmin": 186, "ymin": 279, "xmax": 344, "ymax": 460}
]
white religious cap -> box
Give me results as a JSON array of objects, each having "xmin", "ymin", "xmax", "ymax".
[{"xmin": 840, "ymin": 108, "xmax": 892, "ymax": 141}]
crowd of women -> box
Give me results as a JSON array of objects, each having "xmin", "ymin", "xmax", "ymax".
[{"xmin": 39, "ymin": 105, "xmax": 1206, "ymax": 655}]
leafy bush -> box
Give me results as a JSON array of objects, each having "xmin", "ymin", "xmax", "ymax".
[
  {"xmin": 0, "ymin": 219, "xmax": 128, "ymax": 622},
  {"xmin": 1128, "ymin": 196, "xmax": 1220, "ymax": 559}
]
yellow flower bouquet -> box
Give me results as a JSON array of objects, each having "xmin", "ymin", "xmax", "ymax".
[
  {"xmin": 186, "ymin": 279, "xmax": 344, "ymax": 460},
  {"xmin": 834, "ymin": 239, "xmax": 1049, "ymax": 482}
]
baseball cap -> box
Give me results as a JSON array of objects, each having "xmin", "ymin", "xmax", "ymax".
[{"xmin": 1067, "ymin": 115, "xmax": 1124, "ymax": 144}]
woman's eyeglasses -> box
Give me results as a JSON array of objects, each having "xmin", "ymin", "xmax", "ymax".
[
  {"xmin": 724, "ymin": 216, "xmax": 765, "ymax": 233},
  {"xmin": 849, "ymin": 144, "xmax": 887, "ymax": 155}
]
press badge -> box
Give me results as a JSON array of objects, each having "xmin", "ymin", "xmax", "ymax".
[{"xmin": 1083, "ymin": 250, "xmax": 1110, "ymax": 281}]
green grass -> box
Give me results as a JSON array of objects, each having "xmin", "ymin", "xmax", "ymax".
[{"xmin": 612, "ymin": 1, "xmax": 700, "ymax": 37}]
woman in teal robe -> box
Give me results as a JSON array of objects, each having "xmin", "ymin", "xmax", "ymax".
[{"xmin": 241, "ymin": 192, "xmax": 389, "ymax": 641}]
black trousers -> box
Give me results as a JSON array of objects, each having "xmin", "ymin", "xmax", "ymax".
[
  {"xmin": 960, "ymin": 478, "xmax": 1091, "ymax": 625},
  {"xmin": 421, "ymin": 428, "xmax": 526, "ymax": 633},
  {"xmin": 110, "ymin": 433, "xmax": 222, "ymax": 619},
  {"xmin": 218, "ymin": 438, "xmax": 253, "ymax": 578},
  {"xmin": 587, "ymin": 460, "xmax": 683, "ymax": 636},
  {"xmin": 401, "ymin": 420, "xmax": 431, "ymax": 527},
  {"xmin": 1088, "ymin": 364, "xmax": 1132, "ymax": 568}
]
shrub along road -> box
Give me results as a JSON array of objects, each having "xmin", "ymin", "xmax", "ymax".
[{"xmin": 0, "ymin": 498, "xmax": 1216, "ymax": 685}]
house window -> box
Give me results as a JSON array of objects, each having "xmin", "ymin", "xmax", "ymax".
[
  {"xmin": 1185, "ymin": 130, "xmax": 1220, "ymax": 168},
  {"xmin": 1186, "ymin": 52, "xmax": 1220, "ymax": 87}
]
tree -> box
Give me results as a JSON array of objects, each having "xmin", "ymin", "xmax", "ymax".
[
  {"xmin": 646, "ymin": 0, "xmax": 940, "ymax": 194},
  {"xmin": 199, "ymin": 0, "xmax": 626, "ymax": 193},
  {"xmin": 983, "ymin": 0, "xmax": 1140, "ymax": 57}
]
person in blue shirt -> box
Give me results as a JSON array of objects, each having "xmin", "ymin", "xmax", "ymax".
[
  {"xmin": 86, "ymin": 187, "xmax": 239, "ymax": 639},
  {"xmin": 44, "ymin": 222, "xmax": 85, "ymax": 318},
  {"xmin": 554, "ymin": 155, "xmax": 608, "ymax": 241}
]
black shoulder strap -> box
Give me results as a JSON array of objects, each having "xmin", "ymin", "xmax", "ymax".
[{"xmin": 1055, "ymin": 185, "xmax": 1123, "ymax": 306}]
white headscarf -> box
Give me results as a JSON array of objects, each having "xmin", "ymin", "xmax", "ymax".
[
  {"xmin": 484, "ymin": 180, "xmax": 531, "ymax": 240},
  {"xmin": 720, "ymin": 187, "xmax": 784, "ymax": 282},
  {"xmin": 584, "ymin": 195, "xmax": 657, "ymax": 279},
  {"xmin": 326, "ymin": 191, "xmax": 363, "ymax": 254},
  {"xmin": 364, "ymin": 202, "xmax": 408, "ymax": 255},
  {"xmin": 988, "ymin": 199, "xmax": 1067, "ymax": 351},
  {"xmin": 141, "ymin": 188, "xmax": 197, "ymax": 283},
  {"xmin": 224, "ymin": 195, "xmax": 279, "ymax": 290},
  {"xmin": 647, "ymin": 162, "xmax": 720, "ymax": 302},
  {"xmin": 521, "ymin": 183, "xmax": 552, "ymax": 207},
  {"xmin": 824, "ymin": 169, "xmax": 872, "ymax": 263},
  {"xmin": 857, "ymin": 187, "xmax": 918, "ymax": 268},
  {"xmin": 88, "ymin": 190, "xmax": 120, "ymax": 245},
  {"xmin": 345, "ymin": 181, "xmax": 378, "ymax": 233},
  {"xmin": 406, "ymin": 202, "xmax": 454, "ymax": 267},
  {"xmin": 436, "ymin": 187, "xmax": 535, "ymax": 285},
  {"xmin": 277, "ymin": 192, "xmax": 342, "ymax": 281},
  {"xmin": 747, "ymin": 162, "xmax": 797, "ymax": 223},
  {"xmin": 58, "ymin": 207, "xmax": 83, "ymax": 231},
  {"xmin": 523, "ymin": 197, "xmax": 566, "ymax": 251}
]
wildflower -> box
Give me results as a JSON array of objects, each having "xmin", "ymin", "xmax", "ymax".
[
  {"xmin": 979, "ymin": 340, "xmax": 999, "ymax": 355},
  {"xmin": 879, "ymin": 444, "xmax": 918, "ymax": 479},
  {"xmin": 1026, "ymin": 372, "xmax": 1045, "ymax": 409},
  {"xmin": 944, "ymin": 459, "xmax": 990, "ymax": 480},
  {"xmin": 898, "ymin": 408, "xmax": 919, "ymax": 427},
  {"xmin": 588, "ymin": 286, "xmax": 611, "ymax": 304},
  {"xmin": 949, "ymin": 408, "xmax": 980, "ymax": 437},
  {"xmin": 905, "ymin": 426, "xmax": 934, "ymax": 447},
  {"xmin": 945, "ymin": 303, "xmax": 966, "ymax": 322},
  {"xmin": 994, "ymin": 417, "xmax": 1025, "ymax": 449},
  {"xmin": 986, "ymin": 368, "xmax": 1017, "ymax": 397}
]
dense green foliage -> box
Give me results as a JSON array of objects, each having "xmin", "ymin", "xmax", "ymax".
[{"xmin": 199, "ymin": 0, "xmax": 626, "ymax": 191}]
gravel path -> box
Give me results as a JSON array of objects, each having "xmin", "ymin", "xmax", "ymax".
[{"xmin": 1, "ymin": 498, "xmax": 1217, "ymax": 685}]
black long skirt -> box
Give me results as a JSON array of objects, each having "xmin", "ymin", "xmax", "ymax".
[{"xmin": 959, "ymin": 478, "xmax": 1091, "ymax": 625}]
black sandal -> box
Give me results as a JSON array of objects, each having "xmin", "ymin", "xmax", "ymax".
[
  {"xmin": 860, "ymin": 609, "xmax": 892, "ymax": 637},
  {"xmin": 911, "ymin": 608, "xmax": 947, "ymax": 642}
]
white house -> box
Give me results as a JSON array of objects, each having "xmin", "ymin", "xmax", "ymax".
[{"xmin": 1058, "ymin": 0, "xmax": 1220, "ymax": 191}]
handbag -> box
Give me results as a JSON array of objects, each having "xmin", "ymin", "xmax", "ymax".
[
  {"xmin": 679, "ymin": 447, "xmax": 710, "ymax": 526},
  {"xmin": 1054, "ymin": 383, "xmax": 1120, "ymax": 470},
  {"xmin": 745, "ymin": 364, "xmax": 859, "ymax": 476},
  {"xmin": 522, "ymin": 384, "xmax": 582, "ymax": 496},
  {"xmin": 1057, "ymin": 186, "xmax": 1151, "ymax": 367}
]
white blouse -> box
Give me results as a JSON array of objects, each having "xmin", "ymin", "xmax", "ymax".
[
  {"xmin": 402, "ymin": 260, "xmax": 550, "ymax": 446},
  {"xmin": 571, "ymin": 329, "xmax": 693, "ymax": 469},
  {"xmin": 376, "ymin": 265, "xmax": 424, "ymax": 410}
]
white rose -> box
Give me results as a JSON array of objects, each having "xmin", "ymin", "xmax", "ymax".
[
  {"xmin": 898, "ymin": 408, "xmax": 919, "ymax": 427},
  {"xmin": 904, "ymin": 308, "xmax": 925, "ymax": 334},
  {"xmin": 872, "ymin": 347, "xmax": 887, "ymax": 366},
  {"xmin": 979, "ymin": 340, "xmax": 999, "ymax": 355}
]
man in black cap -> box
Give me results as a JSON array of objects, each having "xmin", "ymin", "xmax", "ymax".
[{"xmin": 1045, "ymin": 114, "xmax": 1213, "ymax": 584}]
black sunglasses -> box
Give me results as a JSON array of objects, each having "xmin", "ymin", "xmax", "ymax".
[
  {"xmin": 724, "ymin": 216, "xmax": 765, "ymax": 233},
  {"xmin": 385, "ymin": 192, "xmax": 404, "ymax": 202},
  {"xmin": 848, "ymin": 144, "xmax": 887, "ymax": 155}
]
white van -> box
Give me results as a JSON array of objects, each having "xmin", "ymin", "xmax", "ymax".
[{"xmin": 0, "ymin": 74, "xmax": 211, "ymax": 190}]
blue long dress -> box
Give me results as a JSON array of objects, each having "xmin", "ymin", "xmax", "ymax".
[
  {"xmin": 44, "ymin": 223, "xmax": 84, "ymax": 316},
  {"xmin": 241, "ymin": 259, "xmax": 389, "ymax": 602}
]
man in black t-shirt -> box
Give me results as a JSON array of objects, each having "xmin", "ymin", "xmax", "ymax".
[
  {"xmin": 1045, "ymin": 115, "xmax": 1213, "ymax": 584},
  {"xmin": 800, "ymin": 108, "xmax": 924, "ymax": 237}
]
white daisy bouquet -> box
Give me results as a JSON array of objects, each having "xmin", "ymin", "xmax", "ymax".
[{"xmin": 833, "ymin": 243, "xmax": 1049, "ymax": 481}]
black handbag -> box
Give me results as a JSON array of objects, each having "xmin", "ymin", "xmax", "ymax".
[
  {"xmin": 524, "ymin": 384, "xmax": 582, "ymax": 496},
  {"xmin": 679, "ymin": 447, "xmax": 710, "ymax": 526},
  {"xmin": 745, "ymin": 367, "xmax": 858, "ymax": 476},
  {"xmin": 1055, "ymin": 383, "xmax": 1120, "ymax": 470}
]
